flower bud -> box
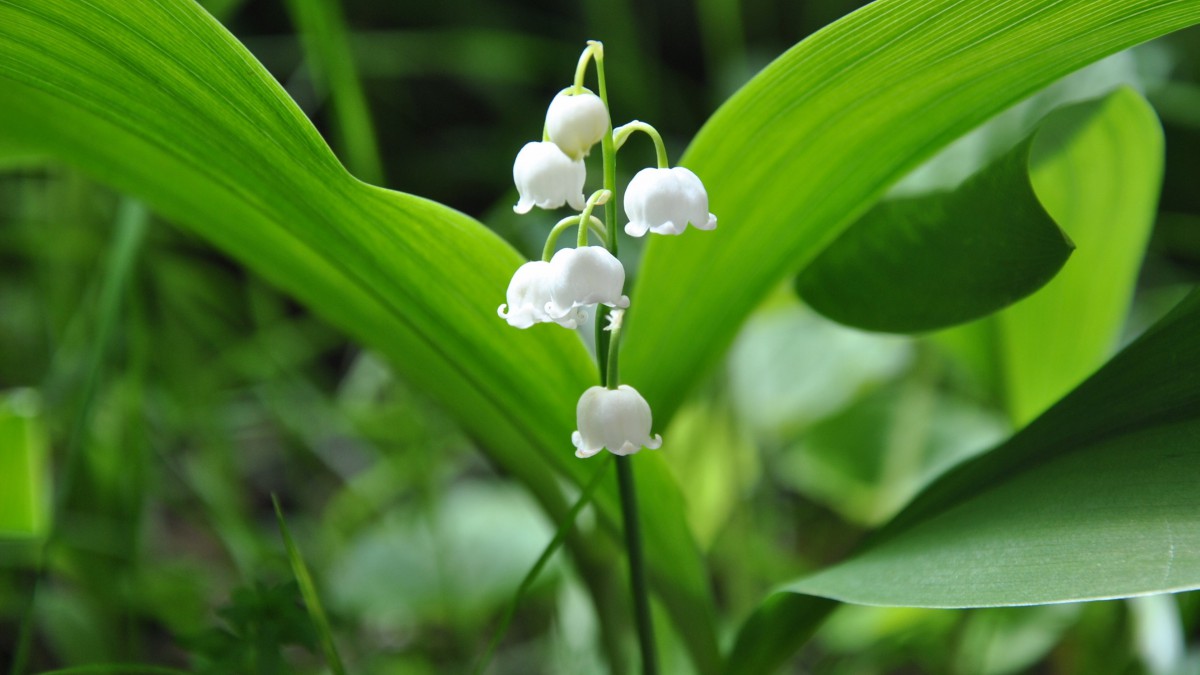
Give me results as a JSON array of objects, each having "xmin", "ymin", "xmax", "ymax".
[
  {"xmin": 546, "ymin": 91, "xmax": 609, "ymax": 160},
  {"xmin": 572, "ymin": 385, "xmax": 663, "ymax": 458},
  {"xmin": 545, "ymin": 246, "xmax": 629, "ymax": 322},
  {"xmin": 623, "ymin": 166, "xmax": 717, "ymax": 236},
  {"xmin": 513, "ymin": 141, "xmax": 587, "ymax": 214}
]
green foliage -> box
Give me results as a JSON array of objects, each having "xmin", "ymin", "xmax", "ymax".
[
  {"xmin": 796, "ymin": 100, "xmax": 1079, "ymax": 333},
  {"xmin": 729, "ymin": 289, "xmax": 1200, "ymax": 673},
  {"xmin": 0, "ymin": 390, "xmax": 48, "ymax": 539},
  {"xmin": 2, "ymin": 0, "xmax": 1200, "ymax": 673},
  {"xmin": 623, "ymin": 0, "xmax": 1200, "ymax": 423},
  {"xmin": 995, "ymin": 87, "xmax": 1165, "ymax": 423},
  {"xmin": 285, "ymin": 0, "xmax": 385, "ymax": 184},
  {"xmin": 273, "ymin": 497, "xmax": 347, "ymax": 675},
  {"xmin": 0, "ymin": 2, "xmax": 718, "ymax": 673},
  {"xmin": 188, "ymin": 581, "xmax": 317, "ymax": 675}
]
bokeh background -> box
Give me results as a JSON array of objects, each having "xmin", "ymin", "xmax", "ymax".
[{"xmin": 2, "ymin": 0, "xmax": 1200, "ymax": 673}]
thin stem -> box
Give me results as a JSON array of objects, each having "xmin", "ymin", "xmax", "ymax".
[
  {"xmin": 578, "ymin": 189, "xmax": 611, "ymax": 248},
  {"xmin": 604, "ymin": 311, "xmax": 623, "ymax": 390},
  {"xmin": 613, "ymin": 121, "xmax": 670, "ymax": 169},
  {"xmin": 616, "ymin": 455, "xmax": 658, "ymax": 675},
  {"xmin": 591, "ymin": 41, "xmax": 658, "ymax": 675},
  {"xmin": 543, "ymin": 215, "xmax": 606, "ymax": 262},
  {"xmin": 595, "ymin": 44, "xmax": 617, "ymax": 258},
  {"xmin": 472, "ymin": 454, "xmax": 614, "ymax": 675},
  {"xmin": 573, "ymin": 41, "xmax": 603, "ymax": 92}
]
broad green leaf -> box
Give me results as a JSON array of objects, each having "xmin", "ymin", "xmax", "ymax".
[
  {"xmin": 622, "ymin": 0, "xmax": 1200, "ymax": 424},
  {"xmin": 996, "ymin": 87, "xmax": 1164, "ymax": 424},
  {"xmin": 729, "ymin": 288, "xmax": 1200, "ymax": 673},
  {"xmin": 796, "ymin": 104, "xmax": 1079, "ymax": 333},
  {"xmin": 0, "ymin": 3, "xmax": 718, "ymax": 671},
  {"xmin": 794, "ymin": 288, "xmax": 1200, "ymax": 602},
  {"xmin": 0, "ymin": 389, "xmax": 49, "ymax": 538}
]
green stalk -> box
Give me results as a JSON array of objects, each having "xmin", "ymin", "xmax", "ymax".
[
  {"xmin": 612, "ymin": 121, "xmax": 670, "ymax": 169},
  {"xmin": 615, "ymin": 455, "xmax": 656, "ymax": 673},
  {"xmin": 473, "ymin": 454, "xmax": 614, "ymax": 675},
  {"xmin": 543, "ymin": 215, "xmax": 606, "ymax": 262},
  {"xmin": 591, "ymin": 40, "xmax": 658, "ymax": 675},
  {"xmin": 578, "ymin": 189, "xmax": 611, "ymax": 248}
]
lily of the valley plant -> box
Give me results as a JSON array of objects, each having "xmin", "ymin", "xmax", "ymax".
[{"xmin": 497, "ymin": 40, "xmax": 716, "ymax": 674}]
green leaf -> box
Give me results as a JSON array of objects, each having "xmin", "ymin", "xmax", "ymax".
[
  {"xmin": 622, "ymin": 0, "xmax": 1200, "ymax": 424},
  {"xmin": 795, "ymin": 288, "xmax": 1200, "ymax": 603},
  {"xmin": 273, "ymin": 496, "xmax": 347, "ymax": 675},
  {"xmin": 795, "ymin": 103, "xmax": 1079, "ymax": 334},
  {"xmin": 995, "ymin": 87, "xmax": 1164, "ymax": 424},
  {"xmin": 0, "ymin": 2, "xmax": 718, "ymax": 671},
  {"xmin": 729, "ymin": 288, "xmax": 1200, "ymax": 672},
  {"xmin": 0, "ymin": 389, "xmax": 49, "ymax": 539},
  {"xmin": 722, "ymin": 595, "xmax": 838, "ymax": 675}
]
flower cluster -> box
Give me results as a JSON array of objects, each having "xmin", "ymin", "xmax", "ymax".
[
  {"xmin": 498, "ymin": 41, "xmax": 717, "ymax": 459},
  {"xmin": 498, "ymin": 246, "xmax": 628, "ymax": 329}
]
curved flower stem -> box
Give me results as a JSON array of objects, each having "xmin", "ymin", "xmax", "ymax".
[
  {"xmin": 613, "ymin": 121, "xmax": 670, "ymax": 169},
  {"xmin": 604, "ymin": 310, "xmax": 623, "ymax": 390},
  {"xmin": 543, "ymin": 215, "xmax": 606, "ymax": 262},
  {"xmin": 573, "ymin": 41, "xmax": 603, "ymax": 93},
  {"xmin": 578, "ymin": 189, "xmax": 612, "ymax": 248},
  {"xmin": 590, "ymin": 40, "xmax": 659, "ymax": 675}
]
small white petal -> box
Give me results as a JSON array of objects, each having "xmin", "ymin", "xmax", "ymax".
[
  {"xmin": 623, "ymin": 166, "xmax": 717, "ymax": 237},
  {"xmin": 546, "ymin": 92, "xmax": 609, "ymax": 160},
  {"xmin": 604, "ymin": 308, "xmax": 625, "ymax": 332},
  {"xmin": 513, "ymin": 141, "xmax": 586, "ymax": 213}
]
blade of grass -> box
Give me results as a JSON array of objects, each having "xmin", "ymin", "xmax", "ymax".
[
  {"xmin": 285, "ymin": 0, "xmax": 385, "ymax": 185},
  {"xmin": 272, "ymin": 495, "xmax": 348, "ymax": 675},
  {"xmin": 473, "ymin": 454, "xmax": 614, "ymax": 675},
  {"xmin": 10, "ymin": 198, "xmax": 148, "ymax": 675}
]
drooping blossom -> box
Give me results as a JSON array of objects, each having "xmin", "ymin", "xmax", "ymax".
[
  {"xmin": 544, "ymin": 246, "xmax": 629, "ymax": 323},
  {"xmin": 546, "ymin": 91, "xmax": 609, "ymax": 160},
  {"xmin": 572, "ymin": 385, "xmax": 663, "ymax": 458},
  {"xmin": 513, "ymin": 141, "xmax": 586, "ymax": 214},
  {"xmin": 498, "ymin": 260, "xmax": 585, "ymax": 329},
  {"xmin": 623, "ymin": 166, "xmax": 717, "ymax": 236}
]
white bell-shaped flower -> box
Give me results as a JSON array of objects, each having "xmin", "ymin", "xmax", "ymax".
[
  {"xmin": 572, "ymin": 385, "xmax": 663, "ymax": 458},
  {"xmin": 546, "ymin": 91, "xmax": 609, "ymax": 160},
  {"xmin": 513, "ymin": 141, "xmax": 587, "ymax": 214},
  {"xmin": 545, "ymin": 246, "xmax": 629, "ymax": 322},
  {"xmin": 623, "ymin": 166, "xmax": 717, "ymax": 236},
  {"xmin": 497, "ymin": 260, "xmax": 585, "ymax": 329}
]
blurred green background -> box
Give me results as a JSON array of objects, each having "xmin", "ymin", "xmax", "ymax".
[{"xmin": 2, "ymin": 0, "xmax": 1200, "ymax": 673}]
